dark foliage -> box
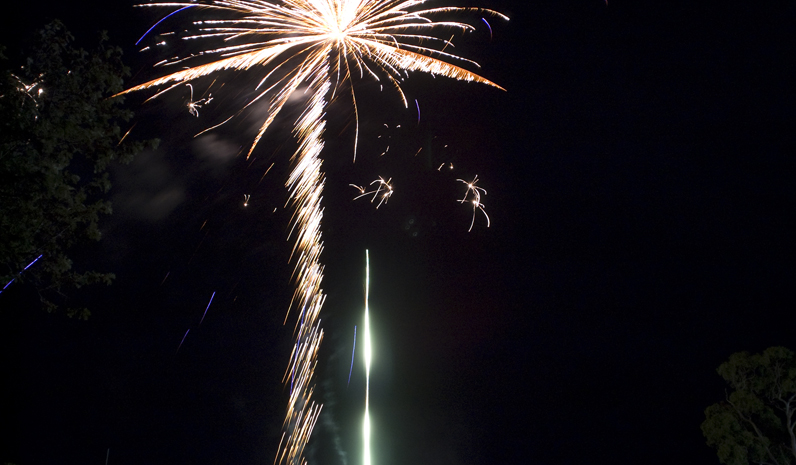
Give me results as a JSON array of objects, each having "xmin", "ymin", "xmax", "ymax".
[
  {"xmin": 702, "ymin": 347, "xmax": 796, "ymax": 465},
  {"xmin": 0, "ymin": 20, "xmax": 157, "ymax": 318}
]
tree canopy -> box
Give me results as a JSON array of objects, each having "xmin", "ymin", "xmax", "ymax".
[
  {"xmin": 0, "ymin": 20, "xmax": 157, "ymax": 318},
  {"xmin": 702, "ymin": 346, "xmax": 796, "ymax": 465}
]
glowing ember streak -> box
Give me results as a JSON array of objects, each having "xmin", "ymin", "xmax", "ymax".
[
  {"xmin": 363, "ymin": 249, "xmax": 372, "ymax": 465},
  {"xmin": 119, "ymin": 1, "xmax": 506, "ymax": 463}
]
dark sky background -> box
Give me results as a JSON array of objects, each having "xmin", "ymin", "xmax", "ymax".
[{"xmin": 2, "ymin": 1, "xmax": 796, "ymax": 465}]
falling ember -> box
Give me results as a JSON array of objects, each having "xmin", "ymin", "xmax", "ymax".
[{"xmin": 120, "ymin": 0, "xmax": 506, "ymax": 463}]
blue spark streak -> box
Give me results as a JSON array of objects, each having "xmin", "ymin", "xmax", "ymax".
[
  {"xmin": 348, "ymin": 325, "xmax": 357, "ymax": 386},
  {"xmin": 481, "ymin": 17, "xmax": 493, "ymax": 39},
  {"xmin": 1, "ymin": 254, "xmax": 43, "ymax": 295},
  {"xmin": 199, "ymin": 291, "xmax": 215, "ymax": 325},
  {"xmin": 136, "ymin": 5, "xmax": 195, "ymax": 46},
  {"xmin": 177, "ymin": 329, "xmax": 190, "ymax": 353}
]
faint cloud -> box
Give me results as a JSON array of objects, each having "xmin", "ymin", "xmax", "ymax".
[
  {"xmin": 112, "ymin": 149, "xmax": 186, "ymax": 222},
  {"xmin": 193, "ymin": 133, "xmax": 239, "ymax": 168}
]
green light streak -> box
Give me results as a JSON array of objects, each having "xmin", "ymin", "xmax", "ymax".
[{"xmin": 364, "ymin": 250, "xmax": 371, "ymax": 465}]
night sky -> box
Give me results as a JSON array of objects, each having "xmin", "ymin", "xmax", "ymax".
[{"xmin": 2, "ymin": 1, "xmax": 796, "ymax": 465}]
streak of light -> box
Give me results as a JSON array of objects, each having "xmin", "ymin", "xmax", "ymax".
[
  {"xmin": 348, "ymin": 325, "xmax": 357, "ymax": 386},
  {"xmin": 200, "ymin": 291, "xmax": 215, "ymax": 325},
  {"xmin": 244, "ymin": 194, "xmax": 251, "ymax": 206},
  {"xmin": 135, "ymin": 5, "xmax": 195, "ymax": 45},
  {"xmin": 258, "ymin": 162, "xmax": 275, "ymax": 185},
  {"xmin": 482, "ymin": 18, "xmax": 492, "ymax": 39},
  {"xmin": 118, "ymin": 123, "xmax": 136, "ymax": 145},
  {"xmin": 177, "ymin": 329, "xmax": 190, "ymax": 352},
  {"xmin": 363, "ymin": 250, "xmax": 372, "ymax": 465},
  {"xmin": 0, "ymin": 254, "xmax": 43, "ymax": 295},
  {"xmin": 415, "ymin": 99, "xmax": 420, "ymax": 124}
]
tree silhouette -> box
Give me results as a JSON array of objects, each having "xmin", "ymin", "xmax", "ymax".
[
  {"xmin": 0, "ymin": 20, "xmax": 157, "ymax": 318},
  {"xmin": 702, "ymin": 346, "xmax": 796, "ymax": 465}
]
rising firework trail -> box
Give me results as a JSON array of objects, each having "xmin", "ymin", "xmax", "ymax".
[
  {"xmin": 119, "ymin": 1, "xmax": 506, "ymax": 463},
  {"xmin": 363, "ymin": 250, "xmax": 372, "ymax": 465}
]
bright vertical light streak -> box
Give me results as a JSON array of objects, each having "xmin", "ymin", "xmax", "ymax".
[{"xmin": 363, "ymin": 250, "xmax": 372, "ymax": 465}]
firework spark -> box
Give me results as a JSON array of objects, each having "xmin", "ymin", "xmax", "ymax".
[
  {"xmin": 350, "ymin": 176, "xmax": 393, "ymax": 208},
  {"xmin": 457, "ymin": 175, "xmax": 489, "ymax": 231},
  {"xmin": 185, "ymin": 83, "xmax": 213, "ymax": 116},
  {"xmin": 121, "ymin": 1, "xmax": 505, "ymax": 463}
]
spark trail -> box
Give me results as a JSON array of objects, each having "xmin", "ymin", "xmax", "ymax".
[{"xmin": 119, "ymin": 1, "xmax": 506, "ymax": 463}]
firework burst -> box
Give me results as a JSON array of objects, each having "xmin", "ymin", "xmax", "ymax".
[
  {"xmin": 457, "ymin": 175, "xmax": 489, "ymax": 231},
  {"xmin": 119, "ymin": 1, "xmax": 506, "ymax": 463},
  {"xmin": 350, "ymin": 176, "xmax": 394, "ymax": 208}
]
